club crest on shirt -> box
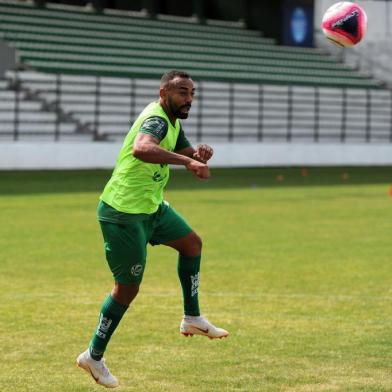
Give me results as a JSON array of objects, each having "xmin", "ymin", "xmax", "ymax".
[{"xmin": 152, "ymin": 171, "xmax": 167, "ymax": 182}]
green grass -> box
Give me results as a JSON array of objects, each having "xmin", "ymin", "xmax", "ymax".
[{"xmin": 1, "ymin": 167, "xmax": 392, "ymax": 391}]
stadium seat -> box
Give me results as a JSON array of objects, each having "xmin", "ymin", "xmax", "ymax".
[
  {"xmin": 0, "ymin": 0, "xmax": 382, "ymax": 88},
  {"xmin": 0, "ymin": 0, "xmax": 390, "ymax": 143}
]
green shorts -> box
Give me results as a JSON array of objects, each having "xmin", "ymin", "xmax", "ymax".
[{"xmin": 98, "ymin": 200, "xmax": 193, "ymax": 285}]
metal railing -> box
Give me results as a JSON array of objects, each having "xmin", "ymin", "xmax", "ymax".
[{"xmin": 1, "ymin": 71, "xmax": 392, "ymax": 143}]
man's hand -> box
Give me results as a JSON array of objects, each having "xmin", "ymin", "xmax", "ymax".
[
  {"xmin": 185, "ymin": 160, "xmax": 211, "ymax": 179},
  {"xmin": 193, "ymin": 144, "xmax": 213, "ymax": 164},
  {"xmin": 133, "ymin": 134, "xmax": 211, "ymax": 179}
]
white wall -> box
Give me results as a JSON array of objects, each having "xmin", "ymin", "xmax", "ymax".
[{"xmin": 1, "ymin": 142, "xmax": 392, "ymax": 170}]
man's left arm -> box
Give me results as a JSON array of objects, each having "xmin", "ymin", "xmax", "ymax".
[{"xmin": 175, "ymin": 127, "xmax": 214, "ymax": 164}]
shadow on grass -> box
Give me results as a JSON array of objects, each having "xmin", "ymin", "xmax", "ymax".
[{"xmin": 0, "ymin": 167, "xmax": 392, "ymax": 195}]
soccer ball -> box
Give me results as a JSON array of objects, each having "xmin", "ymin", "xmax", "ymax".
[{"xmin": 321, "ymin": 2, "xmax": 367, "ymax": 47}]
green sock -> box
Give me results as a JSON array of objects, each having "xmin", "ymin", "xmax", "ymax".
[
  {"xmin": 89, "ymin": 295, "xmax": 128, "ymax": 361},
  {"xmin": 177, "ymin": 254, "xmax": 201, "ymax": 316}
]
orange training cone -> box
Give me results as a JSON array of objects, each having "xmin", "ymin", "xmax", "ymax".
[{"xmin": 341, "ymin": 172, "xmax": 349, "ymax": 181}]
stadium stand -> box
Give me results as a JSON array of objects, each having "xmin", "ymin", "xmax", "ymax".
[
  {"xmin": 0, "ymin": 0, "xmax": 381, "ymax": 88},
  {"xmin": 316, "ymin": 33, "xmax": 392, "ymax": 89},
  {"xmin": 315, "ymin": 0, "xmax": 392, "ymax": 88},
  {"xmin": 3, "ymin": 70, "xmax": 390, "ymax": 143},
  {"xmin": 0, "ymin": 0, "xmax": 390, "ymax": 143},
  {"xmin": 0, "ymin": 74, "xmax": 82, "ymax": 140}
]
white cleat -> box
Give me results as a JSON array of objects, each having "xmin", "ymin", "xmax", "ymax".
[
  {"xmin": 76, "ymin": 349, "xmax": 119, "ymax": 388},
  {"xmin": 180, "ymin": 315, "xmax": 229, "ymax": 339}
]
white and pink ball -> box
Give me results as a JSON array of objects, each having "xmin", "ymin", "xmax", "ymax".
[{"xmin": 322, "ymin": 2, "xmax": 367, "ymax": 47}]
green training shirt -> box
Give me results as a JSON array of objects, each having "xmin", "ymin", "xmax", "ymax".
[{"xmin": 100, "ymin": 101, "xmax": 190, "ymax": 214}]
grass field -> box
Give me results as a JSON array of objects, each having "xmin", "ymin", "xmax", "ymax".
[{"xmin": 1, "ymin": 167, "xmax": 392, "ymax": 391}]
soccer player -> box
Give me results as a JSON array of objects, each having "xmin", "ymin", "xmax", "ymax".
[{"xmin": 77, "ymin": 70, "xmax": 229, "ymax": 388}]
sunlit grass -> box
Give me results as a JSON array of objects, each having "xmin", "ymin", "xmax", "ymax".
[{"xmin": 1, "ymin": 167, "xmax": 391, "ymax": 391}]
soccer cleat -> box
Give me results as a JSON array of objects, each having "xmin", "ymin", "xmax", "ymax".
[
  {"xmin": 180, "ymin": 316, "xmax": 229, "ymax": 339},
  {"xmin": 76, "ymin": 349, "xmax": 119, "ymax": 388}
]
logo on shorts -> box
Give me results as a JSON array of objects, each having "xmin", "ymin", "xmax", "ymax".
[{"xmin": 131, "ymin": 264, "xmax": 143, "ymax": 277}]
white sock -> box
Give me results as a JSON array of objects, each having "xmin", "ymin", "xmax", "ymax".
[{"xmin": 184, "ymin": 315, "xmax": 202, "ymax": 321}]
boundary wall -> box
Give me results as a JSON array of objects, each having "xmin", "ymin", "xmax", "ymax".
[{"xmin": 1, "ymin": 142, "xmax": 392, "ymax": 169}]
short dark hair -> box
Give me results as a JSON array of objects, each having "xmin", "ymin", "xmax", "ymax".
[{"xmin": 160, "ymin": 70, "xmax": 190, "ymax": 88}]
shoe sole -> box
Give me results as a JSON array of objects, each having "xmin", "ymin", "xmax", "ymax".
[
  {"xmin": 181, "ymin": 329, "xmax": 229, "ymax": 339},
  {"xmin": 76, "ymin": 361, "xmax": 119, "ymax": 389}
]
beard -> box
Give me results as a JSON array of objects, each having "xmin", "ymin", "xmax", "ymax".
[
  {"xmin": 175, "ymin": 110, "xmax": 189, "ymax": 119},
  {"xmin": 168, "ymin": 97, "xmax": 191, "ymax": 119}
]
